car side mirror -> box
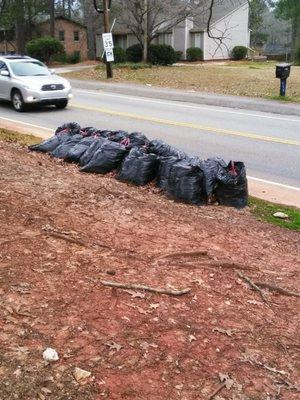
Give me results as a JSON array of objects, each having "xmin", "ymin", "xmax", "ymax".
[
  {"xmin": 0, "ymin": 70, "xmax": 10, "ymax": 77},
  {"xmin": 50, "ymin": 69, "xmax": 56, "ymax": 74}
]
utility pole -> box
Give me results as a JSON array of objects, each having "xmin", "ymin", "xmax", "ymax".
[
  {"xmin": 93, "ymin": 0, "xmax": 113, "ymax": 79},
  {"xmin": 143, "ymin": 0, "xmax": 148, "ymax": 63},
  {"xmin": 49, "ymin": 0, "xmax": 55, "ymax": 37},
  {"xmin": 103, "ymin": 0, "xmax": 113, "ymax": 78}
]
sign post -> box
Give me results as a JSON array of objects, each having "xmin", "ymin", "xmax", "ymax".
[{"xmin": 93, "ymin": 0, "xmax": 113, "ymax": 79}]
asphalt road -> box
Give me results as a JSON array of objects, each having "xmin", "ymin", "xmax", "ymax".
[{"xmin": 0, "ymin": 86, "xmax": 300, "ymax": 191}]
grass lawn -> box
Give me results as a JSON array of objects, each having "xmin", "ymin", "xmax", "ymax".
[{"xmin": 64, "ymin": 61, "xmax": 300, "ymax": 102}]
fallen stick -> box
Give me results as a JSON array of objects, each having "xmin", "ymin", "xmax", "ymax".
[
  {"xmin": 100, "ymin": 280, "xmax": 191, "ymax": 296},
  {"xmin": 45, "ymin": 231, "xmax": 88, "ymax": 247},
  {"xmin": 207, "ymin": 383, "xmax": 226, "ymax": 400},
  {"xmin": 254, "ymin": 282, "xmax": 300, "ymax": 298},
  {"xmin": 237, "ymin": 271, "xmax": 270, "ymax": 304},
  {"xmin": 158, "ymin": 250, "xmax": 209, "ymax": 259}
]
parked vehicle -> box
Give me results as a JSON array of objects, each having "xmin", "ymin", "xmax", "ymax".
[{"xmin": 0, "ymin": 55, "xmax": 72, "ymax": 111}]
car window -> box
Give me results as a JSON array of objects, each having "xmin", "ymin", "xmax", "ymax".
[
  {"xmin": 0, "ymin": 61, "xmax": 8, "ymax": 71},
  {"xmin": 9, "ymin": 61, "xmax": 50, "ymax": 76}
]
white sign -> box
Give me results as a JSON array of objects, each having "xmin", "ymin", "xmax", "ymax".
[
  {"xmin": 105, "ymin": 49, "xmax": 114, "ymax": 62},
  {"xmin": 102, "ymin": 33, "xmax": 114, "ymax": 50}
]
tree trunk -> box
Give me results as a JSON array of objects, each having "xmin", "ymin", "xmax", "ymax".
[
  {"xmin": 15, "ymin": 0, "xmax": 25, "ymax": 54},
  {"xmin": 143, "ymin": 0, "xmax": 148, "ymax": 62},
  {"xmin": 49, "ymin": 0, "xmax": 55, "ymax": 37},
  {"xmin": 83, "ymin": 1, "xmax": 96, "ymax": 60}
]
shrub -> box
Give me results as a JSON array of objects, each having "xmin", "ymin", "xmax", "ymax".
[
  {"xmin": 66, "ymin": 51, "xmax": 81, "ymax": 64},
  {"xmin": 175, "ymin": 50, "xmax": 183, "ymax": 62},
  {"xmin": 295, "ymin": 43, "xmax": 300, "ymax": 65},
  {"xmin": 186, "ymin": 47, "xmax": 203, "ymax": 61},
  {"xmin": 231, "ymin": 46, "xmax": 248, "ymax": 60},
  {"xmin": 26, "ymin": 36, "xmax": 64, "ymax": 64},
  {"xmin": 148, "ymin": 44, "xmax": 176, "ymax": 65},
  {"xmin": 103, "ymin": 46, "xmax": 126, "ymax": 64},
  {"xmin": 126, "ymin": 44, "xmax": 143, "ymax": 62}
]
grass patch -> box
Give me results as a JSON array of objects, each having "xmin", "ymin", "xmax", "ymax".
[
  {"xmin": 0, "ymin": 128, "xmax": 42, "ymax": 147},
  {"xmin": 63, "ymin": 63, "xmax": 300, "ymax": 102},
  {"xmin": 95, "ymin": 62, "xmax": 152, "ymax": 70},
  {"xmin": 249, "ymin": 197, "xmax": 300, "ymax": 231},
  {"xmin": 269, "ymin": 95, "xmax": 298, "ymax": 102}
]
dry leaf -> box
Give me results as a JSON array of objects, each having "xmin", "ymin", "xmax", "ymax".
[
  {"xmin": 213, "ymin": 327, "xmax": 234, "ymax": 337},
  {"xmin": 125, "ymin": 290, "xmax": 146, "ymax": 299},
  {"xmin": 105, "ymin": 341, "xmax": 122, "ymax": 352},
  {"xmin": 219, "ymin": 373, "xmax": 234, "ymax": 389},
  {"xmin": 188, "ymin": 334, "xmax": 197, "ymax": 342},
  {"xmin": 149, "ymin": 303, "xmax": 159, "ymax": 309}
]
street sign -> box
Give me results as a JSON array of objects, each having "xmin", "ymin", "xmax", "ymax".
[
  {"xmin": 105, "ymin": 49, "xmax": 114, "ymax": 62},
  {"xmin": 102, "ymin": 33, "xmax": 114, "ymax": 50}
]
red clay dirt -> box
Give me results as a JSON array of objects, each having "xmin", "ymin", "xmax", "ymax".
[{"xmin": 0, "ymin": 140, "xmax": 299, "ymax": 400}]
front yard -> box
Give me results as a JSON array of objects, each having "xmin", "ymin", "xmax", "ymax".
[{"xmin": 64, "ymin": 61, "xmax": 300, "ymax": 102}]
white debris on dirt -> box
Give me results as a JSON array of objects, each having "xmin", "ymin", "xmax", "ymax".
[{"xmin": 42, "ymin": 348, "xmax": 59, "ymax": 362}]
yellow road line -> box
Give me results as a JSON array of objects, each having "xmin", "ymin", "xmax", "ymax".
[{"xmin": 71, "ymin": 103, "xmax": 300, "ymax": 146}]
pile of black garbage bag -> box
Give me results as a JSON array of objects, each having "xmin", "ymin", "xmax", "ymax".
[{"xmin": 29, "ymin": 122, "xmax": 248, "ymax": 208}]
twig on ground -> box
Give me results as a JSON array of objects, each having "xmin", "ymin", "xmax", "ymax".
[
  {"xmin": 100, "ymin": 280, "xmax": 191, "ymax": 296},
  {"xmin": 237, "ymin": 271, "xmax": 270, "ymax": 304},
  {"xmin": 45, "ymin": 231, "xmax": 88, "ymax": 247},
  {"xmin": 254, "ymin": 282, "xmax": 300, "ymax": 298},
  {"xmin": 158, "ymin": 250, "xmax": 209, "ymax": 259},
  {"xmin": 207, "ymin": 383, "xmax": 226, "ymax": 400}
]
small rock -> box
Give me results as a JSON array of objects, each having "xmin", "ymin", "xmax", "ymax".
[
  {"xmin": 43, "ymin": 348, "xmax": 59, "ymax": 362},
  {"xmin": 106, "ymin": 270, "xmax": 116, "ymax": 276},
  {"xmin": 73, "ymin": 367, "xmax": 91, "ymax": 382},
  {"xmin": 273, "ymin": 212, "xmax": 289, "ymax": 219}
]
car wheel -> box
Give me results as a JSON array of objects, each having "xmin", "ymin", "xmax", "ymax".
[
  {"xmin": 12, "ymin": 90, "xmax": 26, "ymax": 112},
  {"xmin": 55, "ymin": 100, "xmax": 68, "ymax": 109}
]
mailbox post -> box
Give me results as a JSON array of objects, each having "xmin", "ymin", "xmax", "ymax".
[{"xmin": 275, "ymin": 63, "xmax": 291, "ymax": 97}]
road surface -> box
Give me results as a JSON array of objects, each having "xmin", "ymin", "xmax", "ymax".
[{"xmin": 0, "ymin": 86, "xmax": 299, "ymax": 196}]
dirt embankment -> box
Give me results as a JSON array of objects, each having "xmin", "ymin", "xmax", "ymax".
[{"xmin": 0, "ymin": 140, "xmax": 299, "ymax": 400}]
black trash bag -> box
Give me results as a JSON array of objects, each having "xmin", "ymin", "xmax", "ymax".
[
  {"xmin": 109, "ymin": 130, "xmax": 128, "ymax": 143},
  {"xmin": 149, "ymin": 139, "xmax": 187, "ymax": 159},
  {"xmin": 122, "ymin": 132, "xmax": 149, "ymax": 148},
  {"xmin": 28, "ymin": 133, "xmax": 71, "ymax": 153},
  {"xmin": 81, "ymin": 127, "xmax": 98, "ymax": 137},
  {"xmin": 80, "ymin": 141, "xmax": 128, "ymax": 174},
  {"xmin": 156, "ymin": 156, "xmax": 180, "ymax": 190},
  {"xmin": 165, "ymin": 160, "xmax": 205, "ymax": 205},
  {"xmin": 96, "ymin": 130, "xmax": 111, "ymax": 138},
  {"xmin": 50, "ymin": 134, "xmax": 83, "ymax": 158},
  {"xmin": 79, "ymin": 137, "xmax": 106, "ymax": 166},
  {"xmin": 117, "ymin": 147, "xmax": 160, "ymax": 186},
  {"xmin": 64, "ymin": 136, "xmax": 97, "ymax": 163},
  {"xmin": 215, "ymin": 161, "xmax": 248, "ymax": 208},
  {"xmin": 55, "ymin": 122, "xmax": 81, "ymax": 136},
  {"xmin": 199, "ymin": 157, "xmax": 227, "ymax": 197}
]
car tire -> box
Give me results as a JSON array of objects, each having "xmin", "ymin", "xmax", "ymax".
[
  {"xmin": 55, "ymin": 100, "xmax": 68, "ymax": 109},
  {"xmin": 12, "ymin": 90, "xmax": 26, "ymax": 112}
]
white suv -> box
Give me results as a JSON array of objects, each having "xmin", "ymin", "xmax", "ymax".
[{"xmin": 0, "ymin": 55, "xmax": 72, "ymax": 111}]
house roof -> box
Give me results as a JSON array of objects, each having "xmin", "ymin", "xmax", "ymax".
[
  {"xmin": 39, "ymin": 15, "xmax": 86, "ymax": 29},
  {"xmin": 192, "ymin": 0, "xmax": 247, "ymax": 32}
]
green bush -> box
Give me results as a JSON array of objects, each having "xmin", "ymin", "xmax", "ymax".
[
  {"xmin": 175, "ymin": 50, "xmax": 183, "ymax": 62},
  {"xmin": 103, "ymin": 46, "xmax": 126, "ymax": 64},
  {"xmin": 231, "ymin": 46, "xmax": 248, "ymax": 60},
  {"xmin": 126, "ymin": 44, "xmax": 143, "ymax": 62},
  {"xmin": 66, "ymin": 51, "xmax": 81, "ymax": 64},
  {"xmin": 148, "ymin": 44, "xmax": 176, "ymax": 65},
  {"xmin": 186, "ymin": 47, "xmax": 203, "ymax": 61},
  {"xmin": 26, "ymin": 36, "xmax": 64, "ymax": 64},
  {"xmin": 295, "ymin": 44, "xmax": 300, "ymax": 65}
]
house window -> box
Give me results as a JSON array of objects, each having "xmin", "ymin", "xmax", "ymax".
[
  {"xmin": 74, "ymin": 31, "xmax": 79, "ymax": 42},
  {"xmin": 59, "ymin": 30, "xmax": 65, "ymax": 41}
]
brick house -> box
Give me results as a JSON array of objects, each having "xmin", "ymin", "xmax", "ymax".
[
  {"xmin": 0, "ymin": 16, "xmax": 88, "ymax": 61},
  {"xmin": 39, "ymin": 16, "xmax": 88, "ymax": 61}
]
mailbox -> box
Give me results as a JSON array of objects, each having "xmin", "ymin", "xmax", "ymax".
[{"xmin": 276, "ymin": 63, "xmax": 291, "ymax": 80}]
